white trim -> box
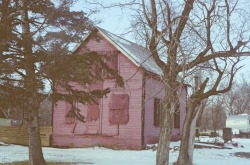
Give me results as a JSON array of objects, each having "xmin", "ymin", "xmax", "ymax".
[{"xmin": 71, "ymin": 32, "xmax": 92, "ymax": 53}]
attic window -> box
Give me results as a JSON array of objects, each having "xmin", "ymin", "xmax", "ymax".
[
  {"xmin": 101, "ymin": 53, "xmax": 118, "ymax": 78},
  {"xmin": 109, "ymin": 94, "xmax": 129, "ymax": 124},
  {"xmin": 108, "ymin": 54, "xmax": 118, "ymax": 71},
  {"xmin": 95, "ymin": 35, "xmax": 101, "ymax": 42}
]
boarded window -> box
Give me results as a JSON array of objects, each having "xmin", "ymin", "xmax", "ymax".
[
  {"xmin": 87, "ymin": 102, "xmax": 100, "ymax": 122},
  {"xmin": 174, "ymin": 108, "xmax": 180, "ymax": 129},
  {"xmin": 65, "ymin": 103, "xmax": 75, "ymax": 124},
  {"xmin": 154, "ymin": 98, "xmax": 162, "ymax": 127},
  {"xmin": 109, "ymin": 94, "xmax": 129, "ymax": 124}
]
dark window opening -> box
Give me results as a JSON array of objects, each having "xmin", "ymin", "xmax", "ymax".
[
  {"xmin": 154, "ymin": 98, "xmax": 162, "ymax": 127},
  {"xmin": 174, "ymin": 108, "xmax": 180, "ymax": 129}
]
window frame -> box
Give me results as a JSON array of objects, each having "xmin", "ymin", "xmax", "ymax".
[
  {"xmin": 173, "ymin": 109, "xmax": 180, "ymax": 129},
  {"xmin": 109, "ymin": 94, "xmax": 129, "ymax": 124},
  {"xmin": 154, "ymin": 98, "xmax": 162, "ymax": 127}
]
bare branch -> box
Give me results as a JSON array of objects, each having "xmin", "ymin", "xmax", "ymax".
[{"xmin": 225, "ymin": 0, "xmax": 233, "ymax": 50}]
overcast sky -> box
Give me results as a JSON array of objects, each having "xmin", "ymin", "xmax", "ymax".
[{"xmin": 73, "ymin": 1, "xmax": 250, "ymax": 80}]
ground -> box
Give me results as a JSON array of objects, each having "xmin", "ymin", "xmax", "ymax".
[{"xmin": 0, "ymin": 138, "xmax": 250, "ymax": 165}]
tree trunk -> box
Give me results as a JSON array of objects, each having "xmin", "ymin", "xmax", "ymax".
[
  {"xmin": 156, "ymin": 85, "xmax": 178, "ymax": 165},
  {"xmin": 176, "ymin": 102, "xmax": 201, "ymax": 165},
  {"xmin": 156, "ymin": 107, "xmax": 172, "ymax": 165},
  {"xmin": 27, "ymin": 105, "xmax": 47, "ymax": 165},
  {"xmin": 21, "ymin": 0, "xmax": 46, "ymax": 164}
]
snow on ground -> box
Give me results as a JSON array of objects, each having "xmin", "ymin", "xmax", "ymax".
[{"xmin": 0, "ymin": 138, "xmax": 250, "ymax": 165}]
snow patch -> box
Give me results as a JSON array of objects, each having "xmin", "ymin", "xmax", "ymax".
[{"xmin": 1, "ymin": 139, "xmax": 250, "ymax": 165}]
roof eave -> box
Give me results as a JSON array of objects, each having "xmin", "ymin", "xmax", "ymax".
[{"xmin": 72, "ymin": 32, "xmax": 92, "ymax": 53}]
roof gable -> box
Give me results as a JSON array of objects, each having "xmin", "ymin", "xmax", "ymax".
[{"xmin": 75, "ymin": 27, "xmax": 163, "ymax": 76}]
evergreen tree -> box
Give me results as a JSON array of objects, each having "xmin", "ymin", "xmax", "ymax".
[{"xmin": 0, "ymin": 0, "xmax": 123, "ymax": 164}]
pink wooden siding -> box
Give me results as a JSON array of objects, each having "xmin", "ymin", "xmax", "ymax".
[
  {"xmin": 143, "ymin": 75, "xmax": 187, "ymax": 145},
  {"xmin": 52, "ymin": 32, "xmax": 144, "ymax": 149},
  {"xmin": 52, "ymin": 31, "xmax": 187, "ymax": 149},
  {"xmin": 143, "ymin": 76, "xmax": 164, "ymax": 145}
]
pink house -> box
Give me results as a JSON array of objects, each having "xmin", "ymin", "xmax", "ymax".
[{"xmin": 52, "ymin": 27, "xmax": 187, "ymax": 150}]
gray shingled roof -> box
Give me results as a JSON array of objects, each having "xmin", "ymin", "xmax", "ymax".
[{"xmin": 96, "ymin": 27, "xmax": 163, "ymax": 76}]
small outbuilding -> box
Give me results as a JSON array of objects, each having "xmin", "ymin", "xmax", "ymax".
[{"xmin": 52, "ymin": 27, "xmax": 187, "ymax": 149}]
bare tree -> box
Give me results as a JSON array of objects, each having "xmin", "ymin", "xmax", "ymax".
[
  {"xmin": 223, "ymin": 77, "xmax": 250, "ymax": 115},
  {"xmin": 130, "ymin": 1, "xmax": 250, "ymax": 165},
  {"xmin": 84, "ymin": 0, "xmax": 250, "ymax": 164},
  {"xmin": 199, "ymin": 96, "xmax": 227, "ymax": 132},
  {"xmin": 211, "ymin": 97, "xmax": 227, "ymax": 132},
  {"xmin": 196, "ymin": 98, "xmax": 207, "ymax": 129}
]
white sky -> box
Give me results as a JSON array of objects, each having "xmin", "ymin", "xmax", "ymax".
[{"xmin": 73, "ymin": 1, "xmax": 133, "ymax": 35}]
